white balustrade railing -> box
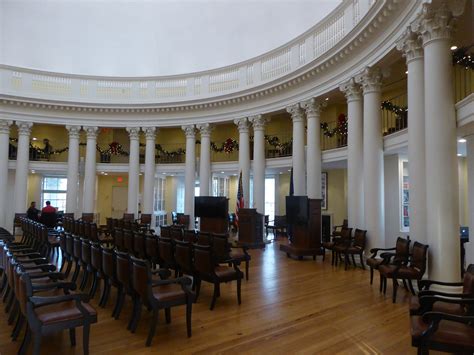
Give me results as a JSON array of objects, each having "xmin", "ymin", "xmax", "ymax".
[{"xmin": 0, "ymin": 0, "xmax": 375, "ymax": 104}]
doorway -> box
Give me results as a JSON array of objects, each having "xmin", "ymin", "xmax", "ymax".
[{"xmin": 111, "ymin": 186, "xmax": 128, "ymax": 219}]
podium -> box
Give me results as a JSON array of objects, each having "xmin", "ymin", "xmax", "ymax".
[
  {"xmin": 237, "ymin": 208, "xmax": 265, "ymax": 248},
  {"xmin": 195, "ymin": 196, "xmax": 229, "ymax": 234},
  {"xmin": 279, "ymin": 198, "xmax": 323, "ymax": 260}
]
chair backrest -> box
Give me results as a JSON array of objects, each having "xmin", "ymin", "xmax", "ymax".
[
  {"xmin": 342, "ymin": 219, "xmax": 348, "ymax": 227},
  {"xmin": 90, "ymin": 242, "xmax": 102, "ymax": 271},
  {"xmin": 131, "ymin": 256, "xmax": 151, "ymax": 306},
  {"xmin": 133, "ymin": 231, "xmax": 146, "ymax": 259},
  {"xmin": 123, "ymin": 229, "xmax": 134, "ymax": 253},
  {"xmin": 274, "ymin": 215, "xmax": 287, "ymax": 226},
  {"xmin": 81, "ymin": 238, "xmax": 91, "ymax": 263},
  {"xmin": 101, "ymin": 247, "xmax": 115, "ymax": 280},
  {"xmin": 90, "ymin": 223, "xmax": 99, "ymax": 243},
  {"xmin": 84, "ymin": 222, "xmax": 92, "ymax": 239},
  {"xmin": 177, "ymin": 214, "xmax": 190, "ymax": 227},
  {"xmin": 145, "ymin": 235, "xmax": 159, "ymax": 259},
  {"xmin": 160, "ymin": 225, "xmax": 171, "ymax": 238},
  {"xmin": 197, "ymin": 232, "xmax": 212, "ymax": 246},
  {"xmin": 211, "ymin": 233, "xmax": 231, "ymax": 262},
  {"xmin": 174, "ymin": 240, "xmax": 194, "ymax": 275},
  {"xmin": 115, "ymin": 250, "xmax": 132, "ymax": 292},
  {"xmin": 353, "ymin": 229, "xmax": 367, "ymax": 249},
  {"xmin": 114, "ymin": 228, "xmax": 124, "ymax": 250},
  {"xmin": 193, "ymin": 244, "xmax": 214, "ymax": 276},
  {"xmin": 40, "ymin": 212, "xmax": 57, "ymax": 228},
  {"xmin": 73, "ymin": 235, "xmax": 82, "ymax": 259},
  {"xmin": 340, "ymin": 227, "xmax": 353, "ymax": 239},
  {"xmin": 123, "ymin": 213, "xmax": 135, "ymax": 222},
  {"xmin": 394, "ymin": 236, "xmax": 411, "ymax": 264},
  {"xmin": 81, "ymin": 213, "xmax": 94, "ymax": 223},
  {"xmin": 78, "ymin": 221, "xmax": 85, "ymax": 238},
  {"xmin": 410, "ymin": 242, "xmax": 429, "ymax": 274},
  {"xmin": 183, "ymin": 229, "xmax": 197, "ymax": 243},
  {"xmin": 65, "ymin": 233, "xmax": 74, "ymax": 255},
  {"xmin": 140, "ymin": 214, "xmax": 152, "ymax": 224},
  {"xmin": 170, "ymin": 226, "xmax": 184, "ymax": 240},
  {"xmin": 158, "ymin": 237, "xmax": 175, "ymax": 266}
]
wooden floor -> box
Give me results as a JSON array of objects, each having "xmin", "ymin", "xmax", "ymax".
[{"xmin": 0, "ymin": 239, "xmax": 422, "ymax": 354}]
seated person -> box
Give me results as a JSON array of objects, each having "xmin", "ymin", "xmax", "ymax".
[
  {"xmin": 40, "ymin": 201, "xmax": 57, "ymax": 228},
  {"xmin": 26, "ymin": 201, "xmax": 40, "ymax": 221}
]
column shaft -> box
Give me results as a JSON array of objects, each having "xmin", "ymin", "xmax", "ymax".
[
  {"xmin": 127, "ymin": 127, "xmax": 140, "ymax": 217},
  {"xmin": 198, "ymin": 124, "xmax": 212, "ymax": 196},
  {"xmin": 183, "ymin": 125, "xmax": 196, "ymax": 228},
  {"xmin": 0, "ymin": 120, "xmax": 12, "ymax": 228},
  {"xmin": 83, "ymin": 126, "xmax": 98, "ymax": 214},
  {"xmin": 287, "ymin": 105, "xmax": 306, "ymax": 195},
  {"xmin": 143, "ymin": 127, "xmax": 156, "ymax": 215},
  {"xmin": 235, "ymin": 118, "xmax": 250, "ymax": 207},
  {"xmin": 66, "ymin": 126, "xmax": 81, "ymax": 217},
  {"xmin": 250, "ymin": 115, "xmax": 266, "ymax": 214},
  {"xmin": 14, "ymin": 122, "xmax": 32, "ymax": 213}
]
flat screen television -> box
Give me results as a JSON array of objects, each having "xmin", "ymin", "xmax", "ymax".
[
  {"xmin": 286, "ymin": 196, "xmax": 308, "ymax": 225},
  {"xmin": 194, "ymin": 196, "xmax": 228, "ymax": 218}
]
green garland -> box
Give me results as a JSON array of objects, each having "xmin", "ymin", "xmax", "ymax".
[
  {"xmin": 381, "ymin": 101, "xmax": 407, "ymax": 116},
  {"xmin": 320, "ymin": 114, "xmax": 348, "ymax": 138}
]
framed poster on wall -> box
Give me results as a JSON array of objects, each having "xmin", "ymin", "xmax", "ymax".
[{"xmin": 321, "ymin": 172, "xmax": 328, "ymax": 210}]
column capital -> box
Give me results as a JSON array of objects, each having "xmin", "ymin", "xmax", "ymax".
[
  {"xmin": 286, "ymin": 104, "xmax": 304, "ymax": 122},
  {"xmin": 83, "ymin": 126, "xmax": 99, "ymax": 139},
  {"xmin": 249, "ymin": 115, "xmax": 268, "ymax": 131},
  {"xmin": 197, "ymin": 123, "xmax": 214, "ymax": 138},
  {"xmin": 16, "ymin": 121, "xmax": 33, "ymax": 136},
  {"xmin": 414, "ymin": 2, "xmax": 464, "ymax": 46},
  {"xmin": 301, "ymin": 98, "xmax": 327, "ymax": 118},
  {"xmin": 234, "ymin": 118, "xmax": 250, "ymax": 133},
  {"xmin": 357, "ymin": 67, "xmax": 384, "ymax": 94},
  {"xmin": 126, "ymin": 127, "xmax": 141, "ymax": 140},
  {"xmin": 143, "ymin": 127, "xmax": 157, "ymax": 140},
  {"xmin": 182, "ymin": 125, "xmax": 196, "ymax": 139},
  {"xmin": 339, "ymin": 78, "xmax": 362, "ymax": 102},
  {"xmin": 397, "ymin": 29, "xmax": 424, "ymax": 63},
  {"xmin": 66, "ymin": 125, "xmax": 81, "ymax": 139},
  {"xmin": 0, "ymin": 120, "xmax": 13, "ymax": 134}
]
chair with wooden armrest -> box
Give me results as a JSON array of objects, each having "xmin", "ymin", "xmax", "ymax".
[
  {"xmin": 212, "ymin": 233, "xmax": 251, "ymax": 281},
  {"xmin": 193, "ymin": 244, "xmax": 242, "ymax": 310},
  {"xmin": 334, "ymin": 229, "xmax": 367, "ymax": 270},
  {"xmin": 409, "ymin": 264, "xmax": 474, "ymax": 316},
  {"xmin": 380, "ymin": 241, "xmax": 429, "ymax": 303},
  {"xmin": 367, "ymin": 236, "xmax": 411, "ymax": 285},
  {"xmin": 80, "ymin": 213, "xmax": 94, "ymax": 223},
  {"xmin": 174, "ymin": 240, "xmax": 200, "ymax": 293},
  {"xmin": 410, "ymin": 308, "xmax": 474, "ymax": 354},
  {"xmin": 135, "ymin": 213, "xmax": 152, "ymax": 231},
  {"xmin": 322, "ymin": 227, "xmax": 352, "ymax": 265},
  {"xmin": 123, "ymin": 213, "xmax": 135, "ymax": 222},
  {"xmin": 130, "ymin": 256, "xmax": 193, "ymax": 346},
  {"xmin": 265, "ymin": 215, "xmax": 287, "ymax": 239},
  {"xmin": 332, "ymin": 219, "xmax": 348, "ymax": 238}
]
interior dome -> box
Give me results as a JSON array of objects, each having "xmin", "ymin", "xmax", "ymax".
[{"xmin": 0, "ymin": 0, "xmax": 341, "ymax": 77}]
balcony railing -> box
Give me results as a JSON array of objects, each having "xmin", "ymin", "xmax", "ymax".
[
  {"xmin": 382, "ymin": 93, "xmax": 407, "ymax": 136},
  {"xmin": 0, "ymin": 0, "xmax": 375, "ymax": 104},
  {"xmin": 454, "ymin": 64, "xmax": 473, "ymax": 103}
]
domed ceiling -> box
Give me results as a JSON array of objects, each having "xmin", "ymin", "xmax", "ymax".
[{"xmin": 0, "ymin": 0, "xmax": 341, "ymax": 77}]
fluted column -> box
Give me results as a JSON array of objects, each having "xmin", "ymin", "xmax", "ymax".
[
  {"xmin": 287, "ymin": 104, "xmax": 306, "ymax": 195},
  {"xmin": 234, "ymin": 118, "xmax": 250, "ymax": 207},
  {"xmin": 83, "ymin": 126, "xmax": 98, "ymax": 214},
  {"xmin": 14, "ymin": 121, "xmax": 33, "ymax": 214},
  {"xmin": 340, "ymin": 79, "xmax": 364, "ymax": 229},
  {"xmin": 0, "ymin": 120, "xmax": 13, "ymax": 228},
  {"xmin": 250, "ymin": 115, "xmax": 267, "ymax": 214},
  {"xmin": 417, "ymin": 3, "xmax": 461, "ymax": 280},
  {"xmin": 182, "ymin": 125, "xmax": 196, "ymax": 228},
  {"xmin": 302, "ymin": 98, "xmax": 325, "ymax": 199},
  {"xmin": 143, "ymin": 127, "xmax": 157, "ymax": 215},
  {"xmin": 397, "ymin": 30, "xmax": 427, "ymax": 245},
  {"xmin": 126, "ymin": 127, "xmax": 140, "ymax": 217},
  {"xmin": 65, "ymin": 126, "xmax": 81, "ymax": 217},
  {"xmin": 197, "ymin": 123, "xmax": 213, "ymax": 196},
  {"xmin": 359, "ymin": 67, "xmax": 384, "ymax": 250}
]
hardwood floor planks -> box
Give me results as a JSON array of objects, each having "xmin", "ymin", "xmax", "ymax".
[{"xmin": 0, "ymin": 240, "xmax": 432, "ymax": 354}]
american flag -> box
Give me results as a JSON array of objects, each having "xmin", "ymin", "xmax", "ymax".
[{"xmin": 235, "ymin": 171, "xmax": 244, "ymax": 223}]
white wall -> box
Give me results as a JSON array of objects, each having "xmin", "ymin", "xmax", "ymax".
[{"xmin": 1, "ymin": 0, "xmax": 339, "ymax": 76}]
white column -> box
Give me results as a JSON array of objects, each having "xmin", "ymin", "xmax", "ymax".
[
  {"xmin": 65, "ymin": 125, "xmax": 81, "ymax": 217},
  {"xmin": 0, "ymin": 120, "xmax": 13, "ymax": 228},
  {"xmin": 182, "ymin": 125, "xmax": 196, "ymax": 228},
  {"xmin": 126, "ymin": 127, "xmax": 140, "ymax": 217},
  {"xmin": 14, "ymin": 121, "xmax": 33, "ymax": 214},
  {"xmin": 234, "ymin": 118, "xmax": 250, "ymax": 207},
  {"xmin": 143, "ymin": 127, "xmax": 157, "ymax": 215},
  {"xmin": 83, "ymin": 126, "xmax": 98, "ymax": 214},
  {"xmin": 418, "ymin": 4, "xmax": 460, "ymax": 280},
  {"xmin": 287, "ymin": 104, "xmax": 306, "ymax": 195},
  {"xmin": 358, "ymin": 67, "xmax": 384, "ymax": 250},
  {"xmin": 466, "ymin": 135, "xmax": 474, "ymax": 266},
  {"xmin": 340, "ymin": 78, "xmax": 364, "ymax": 228},
  {"xmin": 302, "ymin": 98, "xmax": 325, "ymax": 199},
  {"xmin": 250, "ymin": 115, "xmax": 267, "ymax": 214},
  {"xmin": 397, "ymin": 30, "xmax": 427, "ymax": 245},
  {"xmin": 197, "ymin": 123, "xmax": 213, "ymax": 196}
]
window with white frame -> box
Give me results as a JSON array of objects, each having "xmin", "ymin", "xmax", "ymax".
[
  {"xmin": 41, "ymin": 176, "xmax": 67, "ymax": 212},
  {"xmin": 176, "ymin": 178, "xmax": 185, "ymax": 213},
  {"xmin": 153, "ymin": 177, "xmax": 167, "ymax": 226},
  {"xmin": 212, "ymin": 176, "xmax": 229, "ymax": 197},
  {"xmin": 400, "ymin": 159, "xmax": 409, "ymax": 232}
]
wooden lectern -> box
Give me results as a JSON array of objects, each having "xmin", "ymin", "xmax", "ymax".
[
  {"xmin": 237, "ymin": 208, "xmax": 265, "ymax": 248},
  {"xmin": 279, "ymin": 198, "xmax": 324, "ymax": 260},
  {"xmin": 195, "ymin": 196, "xmax": 229, "ymax": 234}
]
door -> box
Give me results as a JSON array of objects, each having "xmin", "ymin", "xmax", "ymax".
[{"xmin": 112, "ymin": 186, "xmax": 128, "ymax": 219}]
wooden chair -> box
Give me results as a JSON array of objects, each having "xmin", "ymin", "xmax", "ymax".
[
  {"xmin": 123, "ymin": 213, "xmax": 135, "ymax": 222},
  {"xmin": 130, "ymin": 257, "xmax": 193, "ymax": 346},
  {"xmin": 133, "ymin": 231, "xmax": 147, "ymax": 259},
  {"xmin": 174, "ymin": 240, "xmax": 200, "ymax": 292},
  {"xmin": 113, "ymin": 251, "xmax": 137, "ymax": 329},
  {"xmin": 18, "ymin": 272, "xmax": 97, "ymax": 355},
  {"xmin": 212, "ymin": 233, "xmax": 251, "ymax": 281},
  {"xmin": 158, "ymin": 237, "xmax": 179, "ymax": 276},
  {"xmin": 265, "ymin": 215, "xmax": 287, "ymax": 239},
  {"xmin": 379, "ymin": 241, "xmax": 429, "ymax": 303},
  {"xmin": 322, "ymin": 227, "xmax": 352, "ymax": 265},
  {"xmin": 334, "ymin": 229, "xmax": 367, "ymax": 270},
  {"xmin": 367, "ymin": 236, "xmax": 410, "ymax": 285},
  {"xmin": 136, "ymin": 214, "xmax": 152, "ymax": 231},
  {"xmin": 193, "ymin": 244, "xmax": 242, "ymax": 310},
  {"xmin": 332, "ymin": 219, "xmax": 348, "ymax": 237},
  {"xmin": 99, "ymin": 246, "xmax": 118, "ymax": 308},
  {"xmin": 80, "ymin": 213, "xmax": 94, "ymax": 223}
]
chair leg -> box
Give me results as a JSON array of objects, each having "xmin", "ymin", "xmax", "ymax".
[
  {"xmin": 128, "ymin": 295, "xmax": 139, "ymax": 331},
  {"xmin": 237, "ymin": 276, "xmax": 242, "ymax": 305},
  {"xmin": 392, "ymin": 278, "xmax": 398, "ymax": 303},
  {"xmin": 210, "ymin": 283, "xmax": 219, "ymax": 310},
  {"xmin": 114, "ymin": 289, "xmax": 126, "ymax": 320},
  {"xmin": 359, "ymin": 253, "xmax": 365, "ymax": 270},
  {"xmin": 379, "ymin": 274, "xmax": 383, "ymax": 292},
  {"xmin": 32, "ymin": 332, "xmax": 42, "ymax": 355},
  {"xmin": 5, "ymin": 290, "xmax": 14, "ymax": 313},
  {"xmin": 146, "ymin": 309, "xmax": 159, "ymax": 347},
  {"xmin": 99, "ymin": 279, "xmax": 110, "ymax": 308},
  {"xmin": 89, "ymin": 273, "xmax": 98, "ymax": 298},
  {"xmin": 18, "ymin": 325, "xmax": 31, "ymax": 355},
  {"xmin": 344, "ymin": 253, "xmax": 349, "ymax": 271},
  {"xmin": 383, "ymin": 277, "xmax": 388, "ymax": 294},
  {"xmin": 8, "ymin": 300, "xmax": 18, "ymax": 325},
  {"xmin": 83, "ymin": 323, "xmax": 90, "ymax": 355},
  {"xmin": 165, "ymin": 308, "xmax": 171, "ymax": 324},
  {"xmin": 79, "ymin": 269, "xmax": 89, "ymax": 291},
  {"xmin": 245, "ymin": 260, "xmax": 249, "ymax": 281},
  {"xmin": 194, "ymin": 279, "xmax": 201, "ymax": 303},
  {"xmin": 370, "ymin": 268, "xmax": 374, "ymax": 284},
  {"xmin": 408, "ymin": 279, "xmax": 416, "ymax": 295},
  {"xmin": 69, "ymin": 327, "xmax": 76, "ymax": 346},
  {"xmin": 351, "ymin": 254, "xmax": 356, "ymax": 268},
  {"xmin": 186, "ymin": 298, "xmax": 192, "ymax": 338},
  {"xmin": 71, "ymin": 261, "xmax": 81, "ymax": 284},
  {"xmin": 130, "ymin": 298, "xmax": 142, "ymax": 333},
  {"xmin": 12, "ymin": 313, "xmax": 24, "ymax": 341},
  {"xmin": 64, "ymin": 258, "xmax": 73, "ymax": 278}
]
